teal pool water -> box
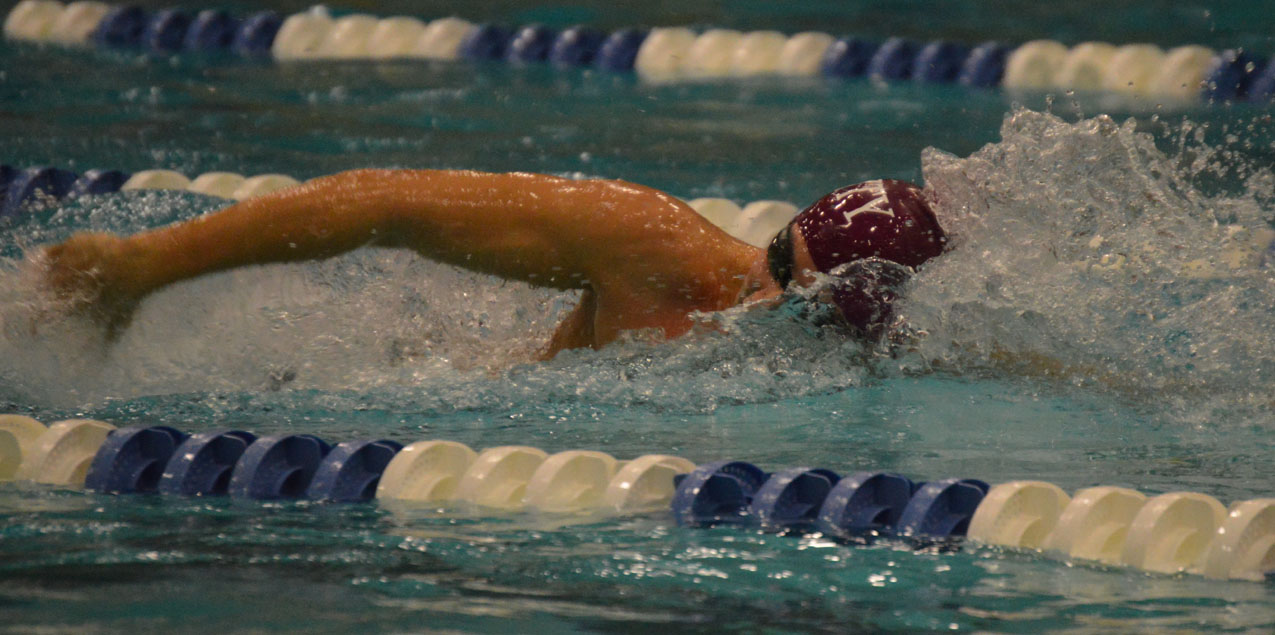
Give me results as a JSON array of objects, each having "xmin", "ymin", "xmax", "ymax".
[{"xmin": 3, "ymin": 1, "xmax": 1275, "ymax": 631}]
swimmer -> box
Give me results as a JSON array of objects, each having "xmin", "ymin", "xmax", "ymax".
[{"xmin": 38, "ymin": 170, "xmax": 946, "ymax": 360}]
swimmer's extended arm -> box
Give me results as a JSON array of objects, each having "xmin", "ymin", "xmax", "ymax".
[{"xmin": 43, "ymin": 169, "xmax": 755, "ymax": 347}]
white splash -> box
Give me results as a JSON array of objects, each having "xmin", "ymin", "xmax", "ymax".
[{"xmin": 897, "ymin": 108, "xmax": 1275, "ymax": 414}]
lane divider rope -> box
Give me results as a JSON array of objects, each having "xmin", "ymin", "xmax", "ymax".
[
  {"xmin": 5, "ymin": 1, "xmax": 1274, "ymax": 103},
  {"xmin": 1, "ymin": 416, "xmax": 1271, "ymax": 581},
  {"xmin": 0, "ymin": 417, "xmax": 698, "ymax": 514}
]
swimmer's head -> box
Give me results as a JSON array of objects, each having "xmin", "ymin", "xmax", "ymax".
[{"xmin": 766, "ymin": 179, "xmax": 946, "ymax": 333}]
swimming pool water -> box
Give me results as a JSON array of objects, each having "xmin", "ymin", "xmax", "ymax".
[{"xmin": 3, "ymin": 1, "xmax": 1275, "ymax": 631}]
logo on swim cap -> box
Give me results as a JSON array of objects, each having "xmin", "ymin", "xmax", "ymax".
[{"xmin": 792, "ymin": 180, "xmax": 946, "ymax": 333}]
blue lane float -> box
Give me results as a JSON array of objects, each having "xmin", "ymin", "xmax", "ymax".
[
  {"xmin": 592, "ymin": 28, "xmax": 647, "ymax": 72},
  {"xmin": 1203, "ymin": 49, "xmax": 1267, "ymax": 102},
  {"xmin": 305, "ymin": 439, "xmax": 403, "ymax": 502},
  {"xmin": 84, "ymin": 4, "xmax": 277, "ymax": 57},
  {"xmin": 2, "ymin": 164, "xmax": 137, "ymax": 218},
  {"xmin": 92, "ymin": 5, "xmax": 146, "ymax": 48},
  {"xmin": 748, "ymin": 467, "xmax": 840, "ymax": 533},
  {"xmin": 141, "ymin": 8, "xmax": 191, "ymax": 54},
  {"xmin": 159, "ymin": 429, "xmax": 258, "ymax": 496},
  {"xmin": 671, "ymin": 462, "xmax": 992, "ymax": 541},
  {"xmin": 0, "ymin": 165, "xmax": 15, "ymax": 203},
  {"xmin": 867, "ymin": 37, "xmax": 920, "ymax": 81},
  {"xmin": 896, "ymin": 478, "xmax": 990, "ymax": 538},
  {"xmin": 183, "ymin": 9, "xmax": 236, "ymax": 52},
  {"xmin": 2, "ymin": 166, "xmax": 77, "ymax": 218},
  {"xmin": 458, "ymin": 23, "xmax": 511, "ymax": 62},
  {"xmin": 504, "ymin": 24, "xmax": 556, "ymax": 65},
  {"xmin": 814, "ymin": 471, "xmax": 916, "ymax": 539},
  {"xmin": 913, "ymin": 40, "xmax": 970, "ymax": 83},
  {"xmin": 84, "ymin": 426, "xmax": 188, "ymax": 493},
  {"xmin": 1249, "ymin": 63, "xmax": 1275, "ymax": 103},
  {"xmin": 69, "ymin": 168, "xmax": 131, "ymax": 197},
  {"xmin": 548, "ymin": 26, "xmax": 606, "ymax": 67},
  {"xmin": 819, "ymin": 36, "xmax": 879, "ymax": 79},
  {"xmin": 227, "ymin": 434, "xmax": 332, "ymax": 500},
  {"xmin": 670, "ymin": 460, "xmax": 768, "ymax": 527},
  {"xmin": 230, "ymin": 11, "xmax": 280, "ymax": 58},
  {"xmin": 959, "ymin": 41, "xmax": 1011, "ymax": 88}
]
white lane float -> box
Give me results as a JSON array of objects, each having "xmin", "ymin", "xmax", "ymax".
[
  {"xmin": 634, "ymin": 27, "xmax": 697, "ymax": 82},
  {"xmin": 121, "ymin": 169, "xmax": 192, "ymax": 191},
  {"xmin": 230, "ymin": 174, "xmax": 300, "ymax": 200},
  {"xmin": 523, "ymin": 450, "xmax": 620, "ymax": 512},
  {"xmin": 1120, "ymin": 491, "xmax": 1227, "ymax": 574},
  {"xmin": 376, "ymin": 440, "xmax": 478, "ymax": 502},
  {"xmin": 187, "ymin": 171, "xmax": 246, "ymax": 198},
  {"xmin": 3, "ymin": 0, "xmax": 63, "ymax": 42},
  {"xmin": 48, "ymin": 1, "xmax": 111, "ymax": 46},
  {"xmin": 683, "ymin": 29, "xmax": 744, "ymax": 79},
  {"xmin": 1003, "ymin": 39, "xmax": 1069, "ymax": 90},
  {"xmin": 688, "ymin": 197, "xmax": 743, "ymax": 232},
  {"xmin": 776, "ymin": 32, "xmax": 834, "ymax": 77},
  {"xmin": 272, "ymin": 8, "xmax": 335, "ymax": 61},
  {"xmin": 1043, "ymin": 486, "xmax": 1148, "ymax": 564},
  {"xmin": 1151, "ymin": 45, "xmax": 1217, "ymax": 99},
  {"xmin": 1202, "ymin": 498, "xmax": 1275, "ymax": 581},
  {"xmin": 17, "ymin": 419, "xmax": 116, "ymax": 486},
  {"xmin": 366, "ymin": 16, "xmax": 427, "ymax": 59},
  {"xmin": 731, "ymin": 30, "xmax": 787, "ymax": 77},
  {"xmin": 967, "ymin": 480, "xmax": 1072, "ymax": 549},
  {"xmin": 453, "ymin": 445, "xmax": 548, "ymax": 509},
  {"xmin": 1055, "ymin": 42, "xmax": 1117, "ymax": 91},
  {"xmin": 1102, "ymin": 44, "xmax": 1166, "ymax": 95},
  {"xmin": 411, "ymin": 17, "xmax": 475, "ymax": 60},
  {"xmin": 314, "ymin": 14, "xmax": 378, "ymax": 59},
  {"xmin": 602, "ymin": 454, "xmax": 697, "ymax": 513},
  {"xmin": 735, "ymin": 200, "xmax": 799, "ymax": 247},
  {"xmin": 0, "ymin": 415, "xmax": 47, "ymax": 481}
]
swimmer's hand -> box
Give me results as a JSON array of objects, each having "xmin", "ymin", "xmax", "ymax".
[{"xmin": 40, "ymin": 232, "xmax": 146, "ymax": 338}]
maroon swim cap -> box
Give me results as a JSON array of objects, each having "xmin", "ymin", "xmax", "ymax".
[
  {"xmin": 794, "ymin": 179, "xmax": 945, "ymax": 272},
  {"xmin": 787, "ymin": 180, "xmax": 946, "ymax": 333}
]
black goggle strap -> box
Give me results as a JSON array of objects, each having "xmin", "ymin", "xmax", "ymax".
[{"xmin": 766, "ymin": 223, "xmax": 795, "ymax": 290}]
